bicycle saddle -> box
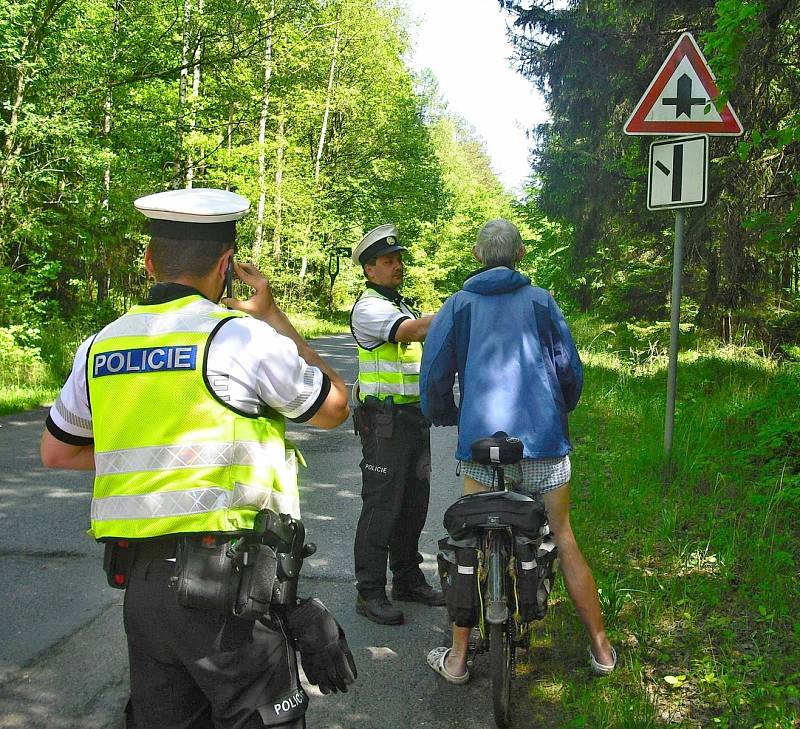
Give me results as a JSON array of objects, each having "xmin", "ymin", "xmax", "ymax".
[{"xmin": 470, "ymin": 432, "xmax": 524, "ymax": 465}]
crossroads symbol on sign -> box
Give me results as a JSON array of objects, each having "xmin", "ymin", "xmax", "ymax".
[{"xmin": 624, "ymin": 33, "xmax": 743, "ymax": 136}]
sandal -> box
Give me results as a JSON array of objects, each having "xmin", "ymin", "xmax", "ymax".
[
  {"xmin": 589, "ymin": 646, "xmax": 617, "ymax": 675},
  {"xmin": 427, "ymin": 646, "xmax": 470, "ymax": 685}
]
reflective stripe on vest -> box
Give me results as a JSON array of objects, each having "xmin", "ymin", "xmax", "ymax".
[
  {"xmin": 353, "ymin": 288, "xmax": 422, "ymax": 405},
  {"xmin": 357, "ymin": 360, "xmax": 421, "ymax": 375},
  {"xmin": 94, "ymin": 441, "xmax": 277, "ymax": 475},
  {"xmin": 91, "ymin": 481, "xmax": 299, "ymax": 523},
  {"xmin": 358, "ymin": 381, "xmax": 420, "ymax": 397},
  {"xmin": 86, "ymin": 295, "xmax": 298, "ymax": 540}
]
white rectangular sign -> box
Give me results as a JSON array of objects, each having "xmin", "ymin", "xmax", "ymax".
[{"xmin": 647, "ymin": 135, "xmax": 708, "ymax": 210}]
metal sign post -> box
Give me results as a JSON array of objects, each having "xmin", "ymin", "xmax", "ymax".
[
  {"xmin": 624, "ymin": 31, "xmax": 744, "ymax": 468},
  {"xmin": 663, "ymin": 208, "xmax": 685, "ymax": 461}
]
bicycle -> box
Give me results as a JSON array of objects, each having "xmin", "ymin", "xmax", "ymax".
[{"xmin": 438, "ymin": 432, "xmax": 558, "ymax": 728}]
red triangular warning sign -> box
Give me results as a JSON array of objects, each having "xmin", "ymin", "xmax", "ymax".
[{"xmin": 624, "ymin": 32, "xmax": 743, "ymax": 136}]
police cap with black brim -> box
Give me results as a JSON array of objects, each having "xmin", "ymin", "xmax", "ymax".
[
  {"xmin": 352, "ymin": 223, "xmax": 406, "ymax": 265},
  {"xmin": 134, "ymin": 188, "xmax": 250, "ymax": 241}
]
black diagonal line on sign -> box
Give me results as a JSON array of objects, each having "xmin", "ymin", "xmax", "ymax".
[{"xmin": 655, "ymin": 161, "xmax": 670, "ymax": 176}]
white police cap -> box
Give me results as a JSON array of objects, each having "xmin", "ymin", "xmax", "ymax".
[
  {"xmin": 134, "ymin": 188, "xmax": 250, "ymax": 242},
  {"xmin": 351, "ymin": 223, "xmax": 405, "ymax": 265}
]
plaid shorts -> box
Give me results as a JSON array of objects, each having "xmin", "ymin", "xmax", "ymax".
[{"xmin": 458, "ymin": 455, "xmax": 571, "ymax": 495}]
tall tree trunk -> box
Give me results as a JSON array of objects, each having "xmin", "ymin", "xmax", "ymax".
[
  {"xmin": 98, "ymin": 0, "xmax": 121, "ymax": 304},
  {"xmin": 185, "ymin": 0, "xmax": 204, "ymax": 188},
  {"xmin": 253, "ymin": 1, "xmax": 275, "ymax": 267},
  {"xmin": 0, "ymin": 0, "xmax": 70, "ymax": 210},
  {"xmin": 0, "ymin": 43, "xmax": 30, "ymax": 211},
  {"xmin": 272, "ymin": 110, "xmax": 285, "ymax": 262},
  {"xmin": 173, "ymin": 0, "xmax": 192, "ymax": 188},
  {"xmin": 302, "ymin": 12, "xmax": 340, "ymax": 279},
  {"xmin": 314, "ymin": 17, "xmax": 340, "ymax": 183},
  {"xmin": 225, "ymin": 102, "xmax": 235, "ymax": 190}
]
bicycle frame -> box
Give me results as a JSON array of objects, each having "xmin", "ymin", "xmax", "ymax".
[
  {"xmin": 482, "ymin": 465, "xmax": 507, "ymax": 627},
  {"xmin": 473, "ymin": 462, "xmax": 555, "ymax": 728},
  {"xmin": 440, "ymin": 432, "xmax": 558, "ymax": 728}
]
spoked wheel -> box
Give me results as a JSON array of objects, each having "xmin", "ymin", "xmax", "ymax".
[{"xmin": 490, "ymin": 620, "xmax": 514, "ymax": 728}]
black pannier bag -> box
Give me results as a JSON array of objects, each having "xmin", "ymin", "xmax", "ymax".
[
  {"xmin": 535, "ymin": 533, "xmax": 558, "ymax": 613},
  {"xmin": 437, "ymin": 536, "xmax": 480, "ymax": 627},
  {"xmin": 512, "ymin": 534, "xmax": 541, "ymax": 622},
  {"xmin": 443, "ymin": 490, "xmax": 547, "ymax": 541},
  {"xmin": 512, "ymin": 532, "xmax": 558, "ymax": 622}
]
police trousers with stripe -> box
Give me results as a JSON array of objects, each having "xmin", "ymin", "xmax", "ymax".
[
  {"xmin": 123, "ymin": 544, "xmax": 306, "ymax": 729},
  {"xmin": 354, "ymin": 407, "xmax": 431, "ymax": 598}
]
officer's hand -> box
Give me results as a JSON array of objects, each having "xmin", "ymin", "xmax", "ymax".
[
  {"xmin": 286, "ymin": 598, "xmax": 357, "ymax": 695},
  {"xmin": 221, "ymin": 262, "xmax": 277, "ymax": 319}
]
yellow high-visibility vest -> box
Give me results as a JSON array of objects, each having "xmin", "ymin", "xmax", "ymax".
[
  {"xmin": 353, "ymin": 288, "xmax": 422, "ymax": 405},
  {"xmin": 86, "ymin": 295, "xmax": 299, "ymax": 540}
]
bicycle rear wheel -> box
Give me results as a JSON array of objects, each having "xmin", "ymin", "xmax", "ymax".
[{"xmin": 490, "ymin": 620, "xmax": 513, "ymax": 728}]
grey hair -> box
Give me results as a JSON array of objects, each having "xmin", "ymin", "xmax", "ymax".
[{"xmin": 474, "ymin": 219, "xmax": 523, "ymax": 267}]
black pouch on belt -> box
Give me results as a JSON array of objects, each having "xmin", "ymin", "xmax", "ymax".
[
  {"xmin": 174, "ymin": 536, "xmax": 239, "ymax": 613},
  {"xmin": 102, "ymin": 540, "xmax": 136, "ymax": 589},
  {"xmin": 233, "ymin": 542, "xmax": 278, "ymax": 620}
]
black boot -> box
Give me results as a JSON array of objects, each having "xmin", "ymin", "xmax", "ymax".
[
  {"xmin": 391, "ymin": 582, "xmax": 445, "ymax": 606},
  {"xmin": 356, "ymin": 593, "xmax": 404, "ymax": 625}
]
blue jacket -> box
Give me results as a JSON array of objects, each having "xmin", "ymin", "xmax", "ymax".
[{"xmin": 420, "ymin": 267, "xmax": 582, "ymax": 461}]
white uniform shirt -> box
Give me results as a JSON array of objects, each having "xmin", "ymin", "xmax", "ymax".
[
  {"xmin": 48, "ymin": 287, "xmax": 327, "ymax": 444},
  {"xmin": 350, "ymin": 284, "xmax": 415, "ymax": 351}
]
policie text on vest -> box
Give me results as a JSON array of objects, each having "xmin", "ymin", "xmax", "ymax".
[{"xmin": 93, "ymin": 345, "xmax": 197, "ymax": 377}]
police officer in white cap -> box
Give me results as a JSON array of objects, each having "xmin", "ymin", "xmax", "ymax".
[
  {"xmin": 349, "ymin": 223, "xmax": 444, "ymax": 625},
  {"xmin": 40, "ymin": 188, "xmax": 356, "ymax": 728}
]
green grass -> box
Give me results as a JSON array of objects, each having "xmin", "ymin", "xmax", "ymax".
[
  {"xmin": 0, "ymin": 310, "xmax": 350, "ymax": 417},
  {"xmin": 515, "ymin": 315, "xmax": 800, "ymax": 728},
  {"xmin": 287, "ymin": 309, "xmax": 350, "ymax": 339},
  {"xmin": 0, "ymin": 384, "xmax": 59, "ymax": 416}
]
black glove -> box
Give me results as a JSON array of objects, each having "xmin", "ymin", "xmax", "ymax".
[{"xmin": 286, "ymin": 597, "xmax": 357, "ymax": 694}]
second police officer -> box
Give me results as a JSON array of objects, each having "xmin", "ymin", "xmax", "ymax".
[{"xmin": 349, "ymin": 224, "xmax": 445, "ymax": 625}]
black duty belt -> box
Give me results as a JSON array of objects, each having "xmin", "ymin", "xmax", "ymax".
[{"xmin": 131, "ymin": 537, "xmax": 180, "ymax": 561}]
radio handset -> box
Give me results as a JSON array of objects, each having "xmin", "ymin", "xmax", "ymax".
[{"xmin": 225, "ymin": 256, "xmax": 234, "ymax": 300}]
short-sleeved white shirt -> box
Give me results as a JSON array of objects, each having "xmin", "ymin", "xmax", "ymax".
[
  {"xmin": 48, "ymin": 289, "xmax": 327, "ymax": 443},
  {"xmin": 350, "ymin": 285, "xmax": 416, "ymax": 350}
]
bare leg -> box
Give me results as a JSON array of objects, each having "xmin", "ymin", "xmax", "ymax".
[
  {"xmin": 543, "ymin": 482, "xmax": 614, "ymax": 666},
  {"xmin": 443, "ymin": 475, "xmax": 487, "ymax": 678}
]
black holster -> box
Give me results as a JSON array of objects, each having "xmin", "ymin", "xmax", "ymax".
[
  {"xmin": 232, "ymin": 541, "xmax": 279, "ymax": 619},
  {"xmin": 354, "ymin": 396, "xmax": 395, "ymax": 438}
]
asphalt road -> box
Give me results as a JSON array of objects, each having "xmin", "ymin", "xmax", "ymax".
[{"xmin": 0, "ymin": 334, "xmax": 535, "ymax": 729}]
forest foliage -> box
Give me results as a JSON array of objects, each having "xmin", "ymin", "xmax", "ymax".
[
  {"xmin": 2, "ymin": 0, "xmax": 799, "ymax": 384},
  {"xmin": 0, "ymin": 0, "xmax": 520, "ymax": 385},
  {"xmin": 502, "ymin": 0, "xmax": 799, "ymax": 353}
]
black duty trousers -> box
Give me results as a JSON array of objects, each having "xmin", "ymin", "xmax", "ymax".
[
  {"xmin": 354, "ymin": 406, "xmax": 431, "ymax": 598},
  {"xmin": 123, "ymin": 545, "xmax": 306, "ymax": 729}
]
